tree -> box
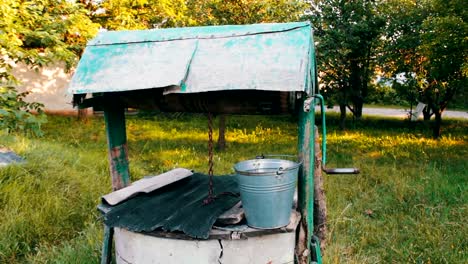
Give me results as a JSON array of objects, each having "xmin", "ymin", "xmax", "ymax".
[
  {"xmin": 306, "ymin": 0, "xmax": 385, "ymax": 129},
  {"xmin": 381, "ymin": 0, "xmax": 467, "ymax": 138},
  {"xmin": 0, "ymin": 0, "xmax": 99, "ymax": 134},
  {"xmin": 92, "ymin": 0, "xmax": 189, "ymax": 29},
  {"xmin": 91, "ymin": 0, "xmax": 306, "ymax": 29},
  {"xmin": 186, "ymin": 0, "xmax": 306, "ymax": 25}
]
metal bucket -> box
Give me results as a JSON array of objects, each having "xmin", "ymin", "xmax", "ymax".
[{"xmin": 234, "ymin": 157, "xmax": 300, "ymax": 229}]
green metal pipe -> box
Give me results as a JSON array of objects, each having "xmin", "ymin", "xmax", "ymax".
[
  {"xmin": 307, "ymin": 109, "xmax": 315, "ymax": 236},
  {"xmin": 313, "ymin": 94, "xmax": 327, "ymax": 166},
  {"xmin": 313, "ymin": 94, "xmax": 360, "ymax": 175}
]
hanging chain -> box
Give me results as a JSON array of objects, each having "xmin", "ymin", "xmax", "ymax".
[
  {"xmin": 204, "ymin": 112, "xmax": 215, "ymax": 204},
  {"xmin": 203, "ymin": 112, "xmax": 239, "ymax": 205}
]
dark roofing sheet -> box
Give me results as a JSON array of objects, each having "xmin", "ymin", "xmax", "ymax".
[{"xmin": 100, "ymin": 173, "xmax": 239, "ymax": 239}]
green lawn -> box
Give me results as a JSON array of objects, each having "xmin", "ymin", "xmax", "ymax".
[{"xmin": 0, "ymin": 114, "xmax": 466, "ymax": 263}]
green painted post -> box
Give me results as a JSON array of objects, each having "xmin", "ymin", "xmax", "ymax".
[
  {"xmin": 104, "ymin": 103, "xmax": 130, "ymax": 190},
  {"xmin": 101, "ymin": 225, "xmax": 114, "ymax": 264},
  {"xmin": 101, "ymin": 101, "xmax": 131, "ymax": 264},
  {"xmin": 297, "ymin": 97, "xmax": 316, "ymax": 263}
]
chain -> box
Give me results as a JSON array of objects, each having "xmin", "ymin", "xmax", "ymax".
[
  {"xmin": 204, "ymin": 112, "xmax": 215, "ymax": 204},
  {"xmin": 203, "ymin": 113, "xmax": 240, "ymax": 205}
]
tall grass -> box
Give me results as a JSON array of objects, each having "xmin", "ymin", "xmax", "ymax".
[{"xmin": 0, "ymin": 114, "xmax": 466, "ymax": 263}]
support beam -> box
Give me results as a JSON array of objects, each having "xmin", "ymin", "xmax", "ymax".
[
  {"xmin": 101, "ymin": 102, "xmax": 131, "ymax": 264},
  {"xmin": 296, "ymin": 98, "xmax": 315, "ymax": 264},
  {"xmin": 101, "ymin": 225, "xmax": 114, "ymax": 264},
  {"xmin": 104, "ymin": 103, "xmax": 130, "ymax": 190}
]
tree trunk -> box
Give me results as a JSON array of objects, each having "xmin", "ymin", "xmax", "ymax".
[
  {"xmin": 353, "ymin": 99, "xmax": 363, "ymax": 118},
  {"xmin": 433, "ymin": 110, "xmax": 442, "ymax": 139},
  {"xmin": 77, "ymin": 108, "xmax": 89, "ymax": 123},
  {"xmin": 217, "ymin": 114, "xmax": 226, "ymax": 151},
  {"xmin": 422, "ymin": 107, "xmax": 431, "ymax": 121},
  {"xmin": 314, "ymin": 128, "xmax": 327, "ymax": 251},
  {"xmin": 339, "ymin": 104, "xmax": 346, "ymax": 130}
]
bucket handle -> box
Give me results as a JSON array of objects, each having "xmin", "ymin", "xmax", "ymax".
[
  {"xmin": 277, "ymin": 167, "xmax": 284, "ymax": 175},
  {"xmin": 255, "ymin": 154, "xmax": 302, "ymax": 175},
  {"xmin": 256, "ymin": 154, "xmax": 297, "ymax": 160}
]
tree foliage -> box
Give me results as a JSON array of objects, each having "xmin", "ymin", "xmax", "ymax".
[
  {"xmin": 93, "ymin": 0, "xmax": 188, "ymax": 29},
  {"xmin": 306, "ymin": 0, "xmax": 385, "ymax": 128},
  {"xmin": 91, "ymin": 0, "xmax": 306, "ymax": 29},
  {"xmin": 185, "ymin": 0, "xmax": 306, "ymax": 25},
  {"xmin": 1, "ymin": 0, "xmax": 99, "ymax": 135},
  {"xmin": 1, "ymin": 0, "xmax": 99, "ymax": 74},
  {"xmin": 381, "ymin": 0, "xmax": 468, "ymax": 137},
  {"xmin": 0, "ymin": 87, "xmax": 46, "ymax": 136}
]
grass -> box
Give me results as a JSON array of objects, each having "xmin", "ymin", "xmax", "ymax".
[{"xmin": 0, "ymin": 113, "xmax": 466, "ymax": 263}]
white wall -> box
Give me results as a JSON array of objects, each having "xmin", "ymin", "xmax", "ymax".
[{"xmin": 11, "ymin": 62, "xmax": 77, "ymax": 114}]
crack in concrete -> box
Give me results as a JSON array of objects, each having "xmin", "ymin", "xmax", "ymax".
[
  {"xmin": 116, "ymin": 252, "xmax": 133, "ymax": 264},
  {"xmin": 217, "ymin": 239, "xmax": 224, "ymax": 264}
]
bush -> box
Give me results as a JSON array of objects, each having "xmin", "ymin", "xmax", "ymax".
[{"xmin": 0, "ymin": 86, "xmax": 47, "ymax": 136}]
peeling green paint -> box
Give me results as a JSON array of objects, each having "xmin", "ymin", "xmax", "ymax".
[
  {"xmin": 297, "ymin": 98, "xmax": 316, "ymax": 263},
  {"xmin": 104, "ymin": 105, "xmax": 130, "ymax": 190},
  {"xmin": 68, "ymin": 22, "xmax": 314, "ymax": 95}
]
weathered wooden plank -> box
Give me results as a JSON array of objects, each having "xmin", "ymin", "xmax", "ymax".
[
  {"xmin": 121, "ymin": 90, "xmax": 294, "ymax": 115},
  {"xmin": 102, "ymin": 168, "xmax": 193, "ymax": 206},
  {"xmin": 216, "ymin": 202, "xmax": 244, "ymax": 225},
  {"xmin": 313, "ymin": 127, "xmax": 328, "ymax": 250}
]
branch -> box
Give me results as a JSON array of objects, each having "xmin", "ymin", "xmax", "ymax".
[{"xmin": 346, "ymin": 104, "xmax": 355, "ymax": 115}]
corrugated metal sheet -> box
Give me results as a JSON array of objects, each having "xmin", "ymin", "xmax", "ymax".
[
  {"xmin": 100, "ymin": 173, "xmax": 239, "ymax": 239},
  {"xmin": 69, "ymin": 22, "xmax": 313, "ymax": 95}
]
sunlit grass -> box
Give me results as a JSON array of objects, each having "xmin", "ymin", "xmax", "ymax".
[
  {"xmin": 322, "ymin": 116, "xmax": 467, "ymax": 263},
  {"xmin": 0, "ymin": 114, "xmax": 466, "ymax": 263}
]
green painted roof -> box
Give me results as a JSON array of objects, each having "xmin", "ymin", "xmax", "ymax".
[
  {"xmin": 88, "ymin": 22, "xmax": 310, "ymax": 45},
  {"xmin": 100, "ymin": 173, "xmax": 239, "ymax": 239},
  {"xmin": 69, "ymin": 22, "xmax": 315, "ymax": 95}
]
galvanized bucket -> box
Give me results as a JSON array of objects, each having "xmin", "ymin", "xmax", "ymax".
[{"xmin": 234, "ymin": 156, "xmax": 301, "ymax": 229}]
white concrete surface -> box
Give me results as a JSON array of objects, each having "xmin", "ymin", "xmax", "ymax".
[{"xmin": 114, "ymin": 228, "xmax": 296, "ymax": 264}]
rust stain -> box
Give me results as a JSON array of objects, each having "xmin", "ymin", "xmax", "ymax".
[{"xmin": 109, "ymin": 143, "xmax": 130, "ymax": 190}]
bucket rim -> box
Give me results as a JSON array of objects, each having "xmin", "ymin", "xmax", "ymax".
[{"xmin": 233, "ymin": 158, "xmax": 302, "ymax": 176}]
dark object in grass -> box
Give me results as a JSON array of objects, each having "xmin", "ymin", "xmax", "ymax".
[
  {"xmin": 364, "ymin": 209, "xmax": 375, "ymax": 218},
  {"xmin": 0, "ymin": 148, "xmax": 24, "ymax": 167}
]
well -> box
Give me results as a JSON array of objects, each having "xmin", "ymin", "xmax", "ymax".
[
  {"xmin": 69, "ymin": 21, "xmax": 334, "ymax": 264},
  {"xmin": 114, "ymin": 211, "xmax": 300, "ymax": 264}
]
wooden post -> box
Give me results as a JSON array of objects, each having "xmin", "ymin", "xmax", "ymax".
[
  {"xmin": 101, "ymin": 101, "xmax": 131, "ymax": 264},
  {"xmin": 296, "ymin": 99, "xmax": 315, "ymax": 264},
  {"xmin": 104, "ymin": 104, "xmax": 130, "ymax": 190},
  {"xmin": 217, "ymin": 114, "xmax": 226, "ymax": 151},
  {"xmin": 100, "ymin": 225, "xmax": 114, "ymax": 264},
  {"xmin": 314, "ymin": 127, "xmax": 327, "ymax": 250}
]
